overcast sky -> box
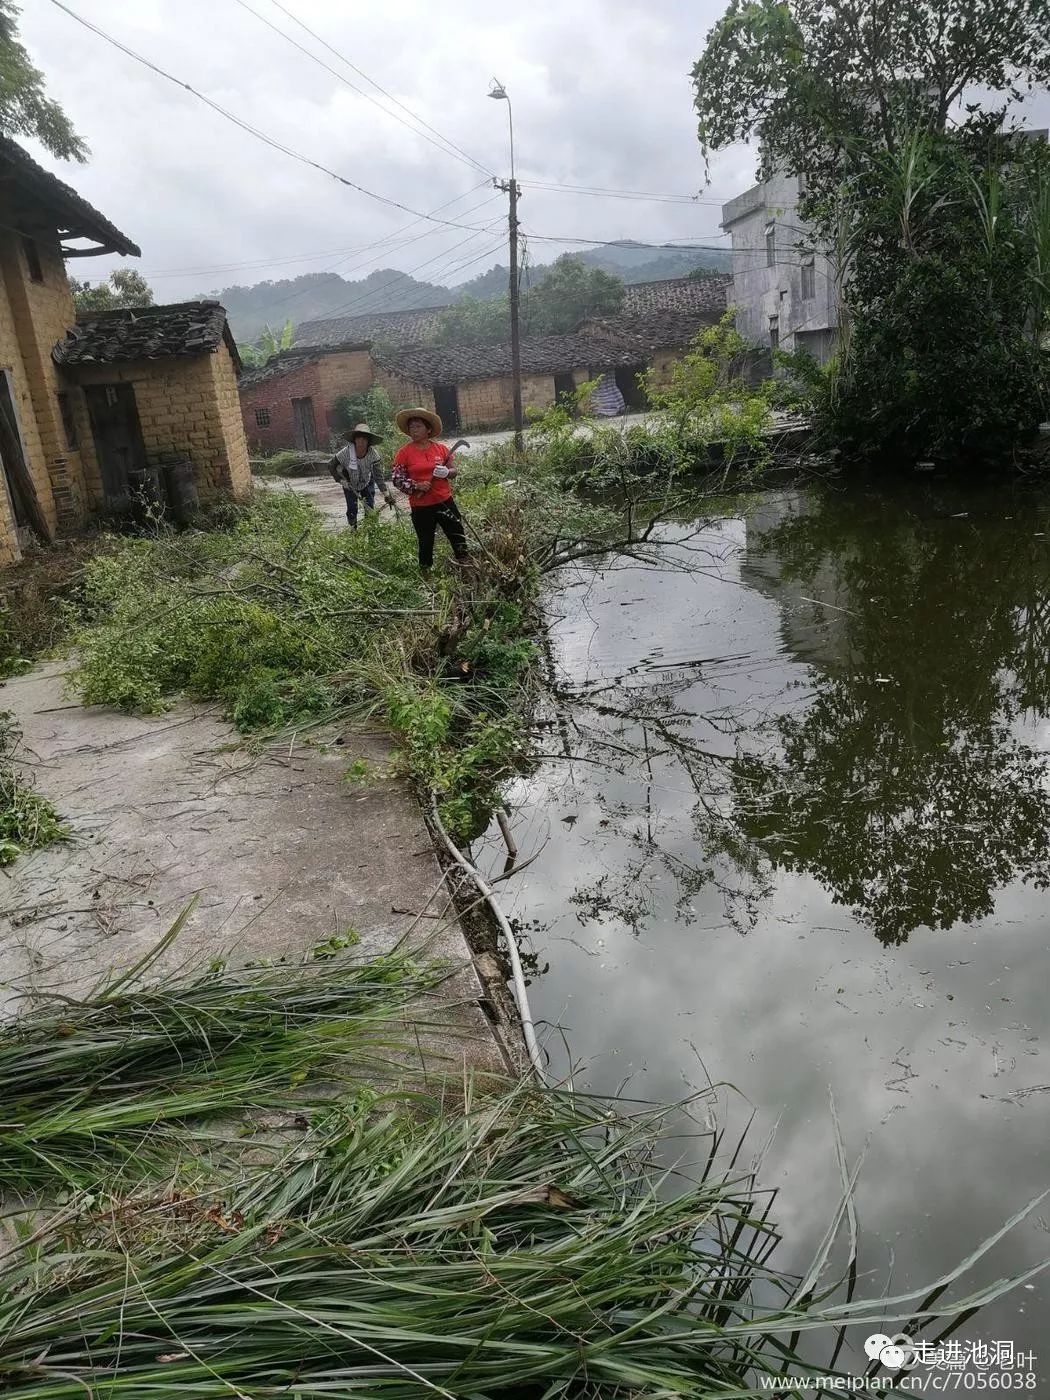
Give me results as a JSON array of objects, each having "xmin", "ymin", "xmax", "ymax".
[
  {"xmin": 21, "ymin": 2, "xmax": 1050, "ymax": 309},
  {"xmin": 22, "ymin": 0, "xmax": 757, "ymax": 304}
]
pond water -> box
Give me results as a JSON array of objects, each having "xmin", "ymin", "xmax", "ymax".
[{"xmin": 479, "ymin": 475, "xmax": 1050, "ymax": 1373}]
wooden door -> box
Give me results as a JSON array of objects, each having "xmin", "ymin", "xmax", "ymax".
[
  {"xmin": 84, "ymin": 383, "xmax": 148, "ymax": 506},
  {"xmin": 0, "ymin": 369, "xmax": 49, "ymax": 544},
  {"xmin": 433, "ymin": 384, "xmax": 460, "ymax": 432},
  {"xmin": 291, "ymin": 396, "xmax": 318, "ymax": 450}
]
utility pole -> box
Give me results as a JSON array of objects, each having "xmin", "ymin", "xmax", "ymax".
[
  {"xmin": 488, "ymin": 81, "xmax": 524, "ymax": 453},
  {"xmin": 503, "ymin": 177, "xmax": 524, "ymax": 452}
]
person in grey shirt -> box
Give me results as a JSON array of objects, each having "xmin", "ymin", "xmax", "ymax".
[{"xmin": 329, "ymin": 422, "xmax": 395, "ymax": 528}]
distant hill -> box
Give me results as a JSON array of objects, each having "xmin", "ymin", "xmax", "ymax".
[
  {"xmin": 209, "ymin": 269, "xmax": 449, "ymax": 343},
  {"xmin": 216, "ymin": 241, "xmax": 733, "ymax": 343}
]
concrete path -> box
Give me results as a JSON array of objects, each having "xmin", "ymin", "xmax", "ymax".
[{"xmin": 0, "ymin": 660, "xmax": 511, "ymax": 1077}]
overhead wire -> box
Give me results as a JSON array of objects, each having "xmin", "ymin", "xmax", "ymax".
[
  {"xmin": 231, "ymin": 0, "xmax": 492, "ymax": 178},
  {"xmin": 48, "ymin": 1, "xmax": 501, "ymax": 237},
  {"xmin": 264, "ymin": 0, "xmax": 493, "ymax": 180},
  {"xmin": 141, "ymin": 182, "xmax": 495, "ymax": 279}
]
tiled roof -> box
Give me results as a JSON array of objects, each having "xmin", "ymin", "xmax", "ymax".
[
  {"xmin": 0, "ymin": 133, "xmax": 139, "ymax": 257},
  {"xmin": 582, "ymin": 308, "xmax": 724, "ymax": 353},
  {"xmin": 238, "ymin": 352, "xmax": 317, "ymax": 389},
  {"xmin": 53, "ymin": 301, "xmax": 236, "ymax": 367},
  {"xmin": 620, "ymin": 275, "xmax": 730, "ymax": 317},
  {"xmin": 294, "ymin": 305, "xmax": 448, "ymax": 348},
  {"xmin": 376, "ymin": 332, "xmax": 644, "ymax": 385}
]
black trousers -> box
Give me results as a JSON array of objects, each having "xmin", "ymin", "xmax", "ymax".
[{"xmin": 410, "ymin": 499, "xmax": 468, "ymax": 568}]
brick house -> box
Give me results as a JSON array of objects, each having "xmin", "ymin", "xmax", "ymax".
[
  {"xmin": 375, "ymin": 278, "xmax": 732, "ymax": 431},
  {"xmin": 237, "ymin": 275, "xmax": 731, "ymax": 446},
  {"xmin": 53, "ymin": 302, "xmax": 250, "ymax": 508},
  {"xmin": 0, "ymin": 134, "xmax": 250, "ymax": 568},
  {"xmin": 238, "ymin": 341, "xmax": 373, "ymax": 454}
]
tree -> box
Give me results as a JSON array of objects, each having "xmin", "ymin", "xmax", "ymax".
[
  {"xmin": 526, "ymin": 256, "xmax": 624, "ymax": 335},
  {"xmin": 691, "ymin": 0, "xmax": 1050, "ymax": 202},
  {"xmin": 818, "ymin": 131, "xmax": 1050, "ymax": 462},
  {"xmin": 693, "ymin": 0, "xmax": 1050, "ymax": 464},
  {"xmin": 71, "ymin": 268, "xmax": 155, "ymax": 312},
  {"xmin": 238, "ymin": 319, "xmax": 295, "ymax": 368},
  {"xmin": 0, "ymin": 1, "xmax": 87, "ymax": 160},
  {"xmin": 431, "ymin": 294, "xmax": 509, "ymax": 346}
]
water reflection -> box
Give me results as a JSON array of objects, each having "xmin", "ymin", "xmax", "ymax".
[
  {"xmin": 735, "ymin": 485, "xmax": 1050, "ymax": 943},
  {"xmin": 485, "ymin": 478, "xmax": 1050, "ymax": 1364}
]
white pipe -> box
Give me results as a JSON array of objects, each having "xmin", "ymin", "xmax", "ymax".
[{"xmin": 429, "ymin": 794, "xmax": 547, "ymax": 1082}]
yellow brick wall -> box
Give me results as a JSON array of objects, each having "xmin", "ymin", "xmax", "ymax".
[
  {"xmin": 0, "ymin": 232, "xmax": 89, "ymax": 533},
  {"xmin": 456, "ymin": 374, "xmax": 555, "ymax": 430},
  {"xmin": 72, "ymin": 350, "xmax": 247, "ymax": 503},
  {"xmin": 316, "ymin": 348, "xmax": 374, "ymax": 415},
  {"xmin": 211, "ymin": 346, "xmax": 251, "ymax": 498},
  {"xmin": 373, "ymin": 368, "xmax": 435, "ymax": 415}
]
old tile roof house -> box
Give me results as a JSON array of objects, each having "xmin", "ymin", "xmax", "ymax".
[
  {"xmin": 293, "ymin": 304, "xmax": 447, "ymax": 349},
  {"xmin": 240, "ymin": 274, "xmax": 731, "ymax": 446},
  {"xmin": 238, "ymin": 340, "xmax": 374, "ymax": 453},
  {"xmin": 0, "ymin": 135, "xmax": 249, "ymax": 567}
]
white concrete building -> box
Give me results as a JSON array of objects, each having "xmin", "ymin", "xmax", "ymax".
[{"xmin": 721, "ymin": 171, "xmax": 839, "ymax": 364}]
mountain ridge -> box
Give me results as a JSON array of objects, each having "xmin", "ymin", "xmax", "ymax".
[{"xmin": 209, "ymin": 241, "xmax": 732, "ymax": 342}]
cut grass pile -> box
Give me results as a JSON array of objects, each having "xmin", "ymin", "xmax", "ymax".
[
  {"xmin": 0, "ymin": 935, "xmax": 447, "ymax": 1194},
  {"xmin": 0, "ymin": 948, "xmax": 1043, "ymax": 1397}
]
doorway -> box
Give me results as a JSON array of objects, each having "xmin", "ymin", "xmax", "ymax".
[
  {"xmin": 614, "ymin": 365, "xmax": 647, "ymax": 412},
  {"xmin": 553, "ymin": 372, "xmax": 576, "ymax": 408},
  {"xmin": 0, "ymin": 370, "xmax": 48, "ymax": 544},
  {"xmin": 432, "ymin": 384, "xmax": 460, "ymax": 433},
  {"xmin": 84, "ymin": 383, "xmax": 148, "ymax": 509},
  {"xmin": 291, "ymin": 396, "xmax": 319, "ymax": 450}
]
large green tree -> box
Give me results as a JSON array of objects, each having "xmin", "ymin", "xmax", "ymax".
[
  {"xmin": 433, "ymin": 258, "xmax": 625, "ymax": 345},
  {"xmin": 526, "ymin": 256, "xmax": 624, "ymax": 335},
  {"xmin": 693, "ymin": 0, "xmax": 1050, "ymax": 464},
  {"xmin": 71, "ymin": 268, "xmax": 154, "ymax": 312},
  {"xmin": 691, "ymin": 0, "xmax": 1050, "ymax": 200},
  {"xmin": 0, "ymin": 1, "xmax": 86, "ymax": 160}
]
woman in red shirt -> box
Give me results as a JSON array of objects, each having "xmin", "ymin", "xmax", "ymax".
[{"xmin": 391, "ymin": 407, "xmax": 470, "ymax": 571}]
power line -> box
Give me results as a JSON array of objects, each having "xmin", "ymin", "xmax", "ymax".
[
  {"xmin": 303, "ymin": 221, "xmax": 506, "ymax": 323},
  {"xmin": 231, "ymin": 0, "xmax": 491, "ymax": 178},
  {"xmin": 255, "ymin": 197, "xmax": 504, "ymax": 321},
  {"xmin": 144, "ymin": 185, "xmax": 495, "ymax": 288},
  {"xmin": 520, "ymin": 180, "xmax": 726, "ymax": 207},
  {"xmin": 264, "ymin": 0, "xmax": 493, "ymax": 180},
  {"xmin": 48, "ymin": 1, "xmax": 500, "ymax": 237}
]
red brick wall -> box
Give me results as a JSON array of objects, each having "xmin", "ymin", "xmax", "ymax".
[{"xmin": 239, "ymin": 359, "xmax": 325, "ymax": 453}]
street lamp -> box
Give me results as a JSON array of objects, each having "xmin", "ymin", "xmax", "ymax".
[
  {"xmin": 487, "ymin": 79, "xmax": 515, "ymax": 183},
  {"xmin": 488, "ymin": 79, "xmax": 523, "ymax": 452}
]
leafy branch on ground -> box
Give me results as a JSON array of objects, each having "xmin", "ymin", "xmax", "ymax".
[{"xmin": 0, "ymin": 710, "xmax": 64, "ymax": 866}]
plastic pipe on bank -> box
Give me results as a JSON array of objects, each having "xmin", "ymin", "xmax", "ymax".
[{"xmin": 429, "ymin": 794, "xmax": 547, "ymax": 1083}]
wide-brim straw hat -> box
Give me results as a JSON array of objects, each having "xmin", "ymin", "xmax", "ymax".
[
  {"xmin": 344, "ymin": 421, "xmax": 383, "ymax": 443},
  {"xmin": 396, "ymin": 406, "xmax": 443, "ymax": 438}
]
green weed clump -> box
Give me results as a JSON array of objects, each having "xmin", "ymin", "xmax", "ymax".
[{"xmin": 0, "ymin": 711, "xmax": 64, "ymax": 865}]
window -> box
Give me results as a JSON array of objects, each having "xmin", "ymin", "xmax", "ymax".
[
  {"xmin": 769, "ymin": 315, "xmax": 780, "ymax": 352},
  {"xmin": 21, "ymin": 235, "xmax": 43, "ymax": 283},
  {"xmin": 801, "ymin": 254, "xmax": 816, "ymax": 300},
  {"xmin": 765, "ymin": 221, "xmax": 776, "ymax": 268},
  {"xmin": 57, "ymin": 392, "xmax": 78, "ymax": 450},
  {"xmin": 255, "ymin": 407, "xmax": 271, "ymax": 427}
]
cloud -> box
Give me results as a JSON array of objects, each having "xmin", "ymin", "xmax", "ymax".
[{"xmin": 22, "ymin": 0, "xmax": 749, "ymax": 302}]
